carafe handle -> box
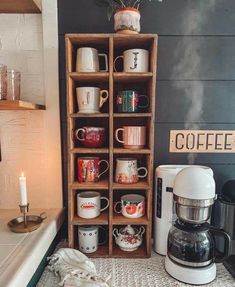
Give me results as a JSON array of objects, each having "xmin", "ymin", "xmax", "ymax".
[{"xmin": 209, "ymin": 226, "xmax": 230, "ymax": 263}]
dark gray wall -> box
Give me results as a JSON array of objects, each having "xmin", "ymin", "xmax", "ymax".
[{"xmin": 58, "ymin": 0, "xmax": 235, "ymax": 204}]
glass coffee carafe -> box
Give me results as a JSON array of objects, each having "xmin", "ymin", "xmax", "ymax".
[{"xmin": 167, "ymin": 220, "xmax": 230, "ymax": 268}]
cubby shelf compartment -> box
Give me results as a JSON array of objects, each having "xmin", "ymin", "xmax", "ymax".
[
  {"xmin": 66, "ymin": 33, "xmax": 158, "ymax": 258},
  {"xmin": 0, "ymin": 100, "xmax": 45, "ymax": 110}
]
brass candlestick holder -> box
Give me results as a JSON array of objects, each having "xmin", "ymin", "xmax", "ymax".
[
  {"xmin": 19, "ymin": 203, "xmax": 29, "ymax": 228},
  {"xmin": 8, "ymin": 203, "xmax": 47, "ymax": 233}
]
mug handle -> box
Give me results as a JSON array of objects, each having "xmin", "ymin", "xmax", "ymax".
[
  {"xmin": 98, "ymin": 160, "xmax": 109, "ymax": 178},
  {"xmin": 99, "ymin": 90, "xmax": 109, "ymax": 108},
  {"xmin": 114, "ymin": 201, "xmax": 122, "ymax": 214},
  {"xmin": 115, "ymin": 128, "xmax": 124, "ymax": 144},
  {"xmin": 114, "ymin": 55, "xmax": 124, "ymax": 72},
  {"xmin": 137, "ymin": 226, "xmax": 145, "ymax": 237},
  {"xmin": 100, "ymin": 197, "xmax": 110, "ymax": 212},
  {"xmin": 98, "ymin": 53, "xmax": 108, "ymax": 72},
  {"xmin": 209, "ymin": 225, "xmax": 231, "ymax": 263},
  {"xmin": 98, "ymin": 226, "xmax": 107, "ymax": 245},
  {"xmin": 112, "ymin": 228, "xmax": 119, "ymax": 240},
  {"xmin": 138, "ymin": 95, "xmax": 149, "ymax": 109},
  {"xmin": 137, "ymin": 167, "xmax": 148, "ymax": 178},
  {"xmin": 75, "ymin": 128, "xmax": 85, "ymax": 141}
]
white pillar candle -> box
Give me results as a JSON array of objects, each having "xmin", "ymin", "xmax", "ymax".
[{"xmin": 19, "ymin": 172, "xmax": 27, "ymax": 206}]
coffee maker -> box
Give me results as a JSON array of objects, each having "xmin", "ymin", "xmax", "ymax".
[
  {"xmin": 154, "ymin": 165, "xmax": 213, "ymax": 255},
  {"xmin": 165, "ymin": 167, "xmax": 231, "ymax": 285}
]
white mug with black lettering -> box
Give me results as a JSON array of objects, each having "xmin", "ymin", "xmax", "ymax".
[
  {"xmin": 114, "ymin": 49, "xmax": 149, "ymax": 73},
  {"xmin": 76, "ymin": 87, "xmax": 109, "ymax": 113},
  {"xmin": 77, "ymin": 191, "xmax": 109, "ymax": 219}
]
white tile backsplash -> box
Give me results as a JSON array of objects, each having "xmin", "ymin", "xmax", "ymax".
[{"xmin": 0, "ymin": 6, "xmax": 62, "ymax": 209}]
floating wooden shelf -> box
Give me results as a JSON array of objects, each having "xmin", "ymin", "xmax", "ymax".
[
  {"xmin": 0, "ymin": 0, "xmax": 41, "ymax": 13},
  {"xmin": 66, "ymin": 34, "xmax": 158, "ymax": 258},
  {"xmin": 113, "ymin": 214, "xmax": 149, "ymax": 225},
  {"xmin": 113, "ymin": 113, "xmax": 152, "ymax": 118},
  {"xmin": 73, "ymin": 211, "xmax": 109, "ymax": 225},
  {"xmin": 69, "ymin": 72, "xmax": 109, "ymax": 82},
  {"xmin": 0, "ymin": 100, "xmax": 45, "ymax": 110},
  {"xmin": 71, "ymin": 180, "xmax": 109, "ymax": 190},
  {"xmin": 70, "ymin": 113, "xmax": 109, "ymax": 118},
  {"xmin": 71, "ymin": 148, "xmax": 109, "ymax": 154},
  {"xmin": 113, "ymin": 148, "xmax": 151, "ymax": 154}
]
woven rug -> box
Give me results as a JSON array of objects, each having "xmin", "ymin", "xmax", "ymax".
[{"xmin": 37, "ymin": 242, "xmax": 235, "ymax": 287}]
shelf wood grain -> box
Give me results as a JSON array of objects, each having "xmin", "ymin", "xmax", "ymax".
[
  {"xmin": 113, "ymin": 113, "xmax": 152, "ymax": 117},
  {"xmin": 113, "ymin": 180, "xmax": 150, "ymax": 190},
  {"xmin": 112, "ymin": 244, "xmax": 147, "ymax": 258},
  {"xmin": 71, "ymin": 148, "xmax": 109, "ymax": 154},
  {"xmin": 70, "ymin": 113, "xmax": 109, "ymax": 118},
  {"xmin": 113, "ymin": 148, "xmax": 151, "ymax": 154},
  {"xmin": 73, "ymin": 210, "xmax": 109, "ymax": 225},
  {"xmin": 69, "ymin": 72, "xmax": 109, "ymax": 82},
  {"xmin": 0, "ymin": 100, "xmax": 45, "ymax": 110},
  {"xmin": 114, "ymin": 72, "xmax": 152, "ymax": 82},
  {"xmin": 113, "ymin": 214, "xmax": 148, "ymax": 225},
  {"xmin": 71, "ymin": 180, "xmax": 109, "ymax": 190},
  {"xmin": 0, "ymin": 0, "xmax": 41, "ymax": 13}
]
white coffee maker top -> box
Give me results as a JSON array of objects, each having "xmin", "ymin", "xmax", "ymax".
[{"xmin": 173, "ymin": 166, "xmax": 215, "ymax": 200}]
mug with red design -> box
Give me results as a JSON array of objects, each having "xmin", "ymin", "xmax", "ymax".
[
  {"xmin": 114, "ymin": 194, "xmax": 145, "ymax": 218},
  {"xmin": 116, "ymin": 90, "xmax": 149, "ymax": 113},
  {"xmin": 77, "ymin": 157, "xmax": 109, "ymax": 183},
  {"xmin": 75, "ymin": 126, "xmax": 105, "ymax": 148},
  {"xmin": 77, "ymin": 191, "xmax": 109, "ymax": 219}
]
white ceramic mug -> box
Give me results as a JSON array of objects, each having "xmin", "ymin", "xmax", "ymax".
[
  {"xmin": 115, "ymin": 158, "xmax": 148, "ymax": 184},
  {"xmin": 78, "ymin": 226, "xmax": 107, "ymax": 254},
  {"xmin": 77, "ymin": 191, "xmax": 109, "ymax": 219},
  {"xmin": 114, "ymin": 194, "xmax": 145, "ymax": 218},
  {"xmin": 76, "ymin": 47, "xmax": 108, "ymax": 72},
  {"xmin": 76, "ymin": 87, "xmax": 109, "ymax": 113},
  {"xmin": 114, "ymin": 49, "xmax": 149, "ymax": 72},
  {"xmin": 115, "ymin": 126, "xmax": 146, "ymax": 149}
]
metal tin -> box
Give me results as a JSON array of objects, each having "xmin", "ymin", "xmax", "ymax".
[{"xmin": 8, "ymin": 212, "xmax": 47, "ymax": 233}]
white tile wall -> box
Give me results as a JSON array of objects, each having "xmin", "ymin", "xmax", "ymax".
[{"xmin": 0, "ymin": 3, "xmax": 62, "ymax": 209}]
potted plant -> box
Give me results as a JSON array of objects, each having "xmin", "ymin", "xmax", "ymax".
[{"xmin": 95, "ymin": 0, "xmax": 163, "ymax": 34}]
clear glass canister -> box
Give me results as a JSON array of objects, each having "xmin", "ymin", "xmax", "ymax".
[
  {"xmin": 0, "ymin": 64, "xmax": 7, "ymax": 100},
  {"xmin": 7, "ymin": 70, "xmax": 21, "ymax": 100}
]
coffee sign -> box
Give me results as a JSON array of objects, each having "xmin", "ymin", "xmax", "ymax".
[{"xmin": 170, "ymin": 130, "xmax": 235, "ymax": 153}]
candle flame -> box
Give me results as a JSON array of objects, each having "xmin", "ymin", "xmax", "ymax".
[{"xmin": 21, "ymin": 172, "xmax": 24, "ymax": 177}]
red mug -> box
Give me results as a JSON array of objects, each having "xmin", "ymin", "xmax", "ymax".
[
  {"xmin": 77, "ymin": 157, "xmax": 109, "ymax": 183},
  {"xmin": 75, "ymin": 127, "xmax": 105, "ymax": 148}
]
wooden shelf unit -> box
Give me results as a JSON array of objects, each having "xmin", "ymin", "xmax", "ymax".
[
  {"xmin": 0, "ymin": 0, "xmax": 41, "ymax": 13},
  {"xmin": 0, "ymin": 100, "xmax": 45, "ymax": 110},
  {"xmin": 66, "ymin": 34, "xmax": 158, "ymax": 258}
]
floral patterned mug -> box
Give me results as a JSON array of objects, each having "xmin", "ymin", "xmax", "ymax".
[
  {"xmin": 77, "ymin": 157, "xmax": 109, "ymax": 183},
  {"xmin": 115, "ymin": 158, "xmax": 148, "ymax": 184}
]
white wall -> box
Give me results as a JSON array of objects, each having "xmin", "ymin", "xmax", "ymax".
[{"xmin": 0, "ymin": 0, "xmax": 62, "ymax": 209}]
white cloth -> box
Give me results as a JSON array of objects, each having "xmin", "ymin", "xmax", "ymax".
[{"xmin": 47, "ymin": 248, "xmax": 111, "ymax": 287}]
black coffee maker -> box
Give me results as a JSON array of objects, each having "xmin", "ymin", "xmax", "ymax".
[{"xmin": 212, "ymin": 180, "xmax": 235, "ymax": 278}]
